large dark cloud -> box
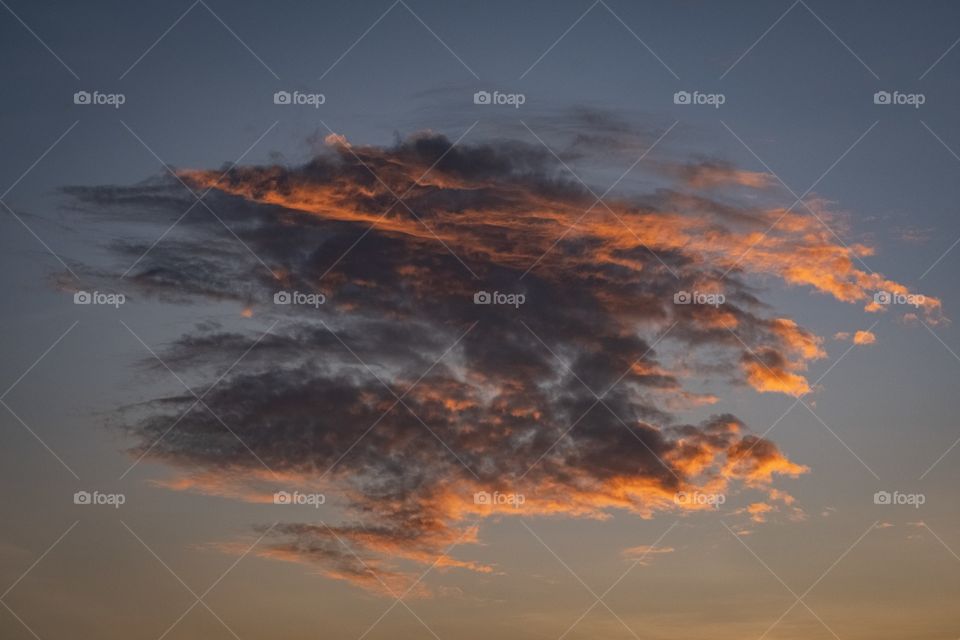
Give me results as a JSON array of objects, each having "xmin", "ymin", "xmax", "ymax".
[{"xmin": 64, "ymin": 122, "xmax": 937, "ymax": 595}]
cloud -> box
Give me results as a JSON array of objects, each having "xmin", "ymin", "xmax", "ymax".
[
  {"xmin": 746, "ymin": 502, "xmax": 774, "ymax": 523},
  {"xmin": 64, "ymin": 125, "xmax": 939, "ymax": 596},
  {"xmin": 622, "ymin": 544, "xmax": 675, "ymax": 565},
  {"xmin": 893, "ymin": 226, "xmax": 933, "ymax": 245},
  {"xmin": 833, "ymin": 329, "xmax": 877, "ymax": 345},
  {"xmin": 741, "ymin": 349, "xmax": 813, "ymax": 396},
  {"xmin": 657, "ymin": 158, "xmax": 774, "ymax": 189}
]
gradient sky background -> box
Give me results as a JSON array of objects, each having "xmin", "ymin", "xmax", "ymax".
[{"xmin": 2, "ymin": 2, "xmax": 960, "ymax": 639}]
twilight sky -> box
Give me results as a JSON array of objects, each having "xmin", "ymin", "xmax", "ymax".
[{"xmin": 2, "ymin": 2, "xmax": 960, "ymax": 639}]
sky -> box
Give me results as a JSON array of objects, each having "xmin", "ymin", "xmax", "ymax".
[{"xmin": 1, "ymin": 1, "xmax": 960, "ymax": 639}]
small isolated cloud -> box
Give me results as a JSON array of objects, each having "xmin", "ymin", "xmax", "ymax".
[
  {"xmin": 894, "ymin": 226, "xmax": 933, "ymax": 245},
  {"xmin": 747, "ymin": 502, "xmax": 774, "ymax": 523},
  {"xmin": 732, "ymin": 501, "xmax": 775, "ymax": 524},
  {"xmin": 834, "ymin": 330, "xmax": 876, "ymax": 346},
  {"xmin": 622, "ymin": 544, "xmax": 675, "ymax": 565}
]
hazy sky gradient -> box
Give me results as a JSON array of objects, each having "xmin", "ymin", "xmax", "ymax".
[{"xmin": 2, "ymin": 2, "xmax": 960, "ymax": 639}]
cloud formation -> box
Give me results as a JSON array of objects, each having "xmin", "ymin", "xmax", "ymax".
[
  {"xmin": 834, "ymin": 329, "xmax": 878, "ymax": 346},
  {"xmin": 65, "ymin": 123, "xmax": 937, "ymax": 595}
]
